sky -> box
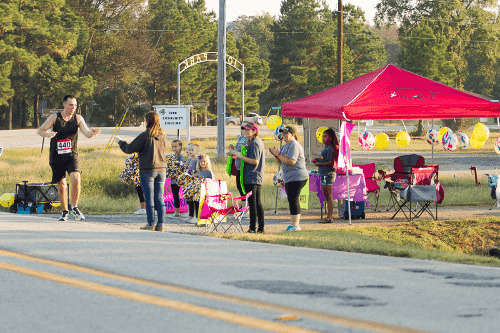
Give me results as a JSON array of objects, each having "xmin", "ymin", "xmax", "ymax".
[{"xmin": 203, "ymin": 0, "xmax": 378, "ymax": 25}]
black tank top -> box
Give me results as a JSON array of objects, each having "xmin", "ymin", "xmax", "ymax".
[{"xmin": 49, "ymin": 112, "xmax": 78, "ymax": 163}]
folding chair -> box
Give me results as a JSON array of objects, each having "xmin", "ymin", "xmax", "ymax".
[
  {"xmin": 390, "ymin": 165, "xmax": 440, "ymax": 222},
  {"xmin": 382, "ymin": 154, "xmax": 425, "ymax": 211},
  {"xmin": 199, "ymin": 179, "xmax": 252, "ymax": 234},
  {"xmin": 486, "ymin": 174, "xmax": 500, "ymax": 210},
  {"xmin": 353, "ymin": 163, "xmax": 382, "ymax": 211}
]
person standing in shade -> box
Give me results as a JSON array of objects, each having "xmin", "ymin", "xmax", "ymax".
[
  {"xmin": 115, "ymin": 112, "xmax": 167, "ymax": 232},
  {"xmin": 37, "ymin": 95, "xmax": 101, "ymax": 221},
  {"xmin": 313, "ymin": 128, "xmax": 339, "ymax": 223},
  {"xmin": 231, "ymin": 122, "xmax": 265, "ymax": 233},
  {"xmin": 228, "ymin": 124, "xmax": 249, "ymax": 196},
  {"xmin": 269, "ymin": 125, "xmax": 309, "ymax": 232}
]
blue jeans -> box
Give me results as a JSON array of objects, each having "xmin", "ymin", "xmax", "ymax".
[{"xmin": 139, "ymin": 171, "xmax": 166, "ymax": 227}]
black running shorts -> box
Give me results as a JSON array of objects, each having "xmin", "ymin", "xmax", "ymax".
[{"xmin": 50, "ymin": 156, "xmax": 81, "ymax": 183}]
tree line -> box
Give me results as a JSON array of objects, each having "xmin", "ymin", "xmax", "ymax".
[{"xmin": 1, "ymin": 0, "xmax": 498, "ymax": 130}]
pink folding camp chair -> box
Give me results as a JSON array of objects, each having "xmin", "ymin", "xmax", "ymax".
[
  {"xmin": 200, "ymin": 181, "xmax": 252, "ymax": 233},
  {"xmin": 353, "ymin": 163, "xmax": 382, "ymax": 211}
]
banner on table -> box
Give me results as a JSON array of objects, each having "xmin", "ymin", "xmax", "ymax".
[{"xmin": 163, "ymin": 178, "xmax": 188, "ymax": 213}]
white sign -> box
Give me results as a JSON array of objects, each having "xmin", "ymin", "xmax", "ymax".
[
  {"xmin": 154, "ymin": 105, "xmax": 191, "ymax": 130},
  {"xmin": 361, "ymin": 120, "xmax": 374, "ymax": 126},
  {"xmin": 0, "ymin": 147, "xmax": 3, "ymax": 156}
]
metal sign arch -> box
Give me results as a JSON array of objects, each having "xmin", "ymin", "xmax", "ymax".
[{"xmin": 177, "ymin": 52, "xmax": 245, "ymax": 120}]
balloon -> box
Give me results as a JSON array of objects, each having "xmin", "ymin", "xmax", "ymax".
[
  {"xmin": 475, "ymin": 127, "xmax": 490, "ymax": 142},
  {"xmin": 426, "ymin": 129, "xmax": 439, "ymax": 146},
  {"xmin": 456, "ymin": 132, "xmax": 469, "ymax": 149},
  {"xmin": 273, "ymin": 125, "xmax": 285, "ymax": 141},
  {"xmin": 438, "ymin": 127, "xmax": 452, "ymax": 141},
  {"xmin": 495, "ymin": 137, "xmax": 500, "ymax": 155},
  {"xmin": 0, "ymin": 193, "xmax": 15, "ymax": 208},
  {"xmin": 375, "ymin": 133, "xmax": 390, "ymax": 150},
  {"xmin": 266, "ymin": 115, "xmax": 282, "ymax": 130},
  {"xmin": 396, "ymin": 131, "xmax": 410, "ymax": 147},
  {"xmin": 358, "ymin": 131, "xmax": 375, "ymax": 151},
  {"xmin": 316, "ymin": 127, "xmax": 328, "ymax": 143},
  {"xmin": 51, "ymin": 201, "xmax": 61, "ymax": 207},
  {"xmin": 441, "ymin": 132, "xmax": 458, "ymax": 151},
  {"xmin": 470, "ymin": 137, "xmax": 484, "ymax": 149},
  {"xmin": 273, "ymin": 171, "xmax": 284, "ymax": 187}
]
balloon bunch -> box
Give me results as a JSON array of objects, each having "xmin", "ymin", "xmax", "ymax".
[{"xmin": 470, "ymin": 123, "xmax": 489, "ymax": 149}]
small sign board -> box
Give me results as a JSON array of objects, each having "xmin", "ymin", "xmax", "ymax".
[
  {"xmin": 154, "ymin": 105, "xmax": 191, "ymax": 130},
  {"xmin": 41, "ymin": 109, "xmax": 63, "ymax": 118},
  {"xmin": 191, "ymin": 101, "xmax": 209, "ymax": 107},
  {"xmin": 361, "ymin": 120, "xmax": 374, "ymax": 126},
  {"xmin": 0, "ymin": 147, "xmax": 3, "ymax": 156}
]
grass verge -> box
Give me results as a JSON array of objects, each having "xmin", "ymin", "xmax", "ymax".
[{"xmin": 216, "ymin": 217, "xmax": 500, "ymax": 267}]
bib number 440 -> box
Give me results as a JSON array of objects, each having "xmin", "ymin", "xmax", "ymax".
[{"xmin": 57, "ymin": 139, "xmax": 72, "ymax": 154}]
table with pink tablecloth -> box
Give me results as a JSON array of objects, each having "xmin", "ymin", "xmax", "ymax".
[{"xmin": 309, "ymin": 173, "xmax": 369, "ymax": 208}]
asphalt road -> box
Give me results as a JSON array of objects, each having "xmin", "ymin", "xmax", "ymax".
[{"xmin": 1, "ymin": 212, "xmax": 500, "ymax": 333}]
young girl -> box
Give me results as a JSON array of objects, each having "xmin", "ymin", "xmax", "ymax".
[
  {"xmin": 170, "ymin": 139, "xmax": 186, "ymax": 218},
  {"xmin": 195, "ymin": 154, "xmax": 214, "ymax": 179},
  {"xmin": 313, "ymin": 128, "xmax": 339, "ymax": 223},
  {"xmin": 184, "ymin": 141, "xmax": 201, "ymax": 224}
]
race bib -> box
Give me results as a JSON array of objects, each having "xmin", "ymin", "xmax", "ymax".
[{"xmin": 57, "ymin": 139, "xmax": 72, "ymax": 154}]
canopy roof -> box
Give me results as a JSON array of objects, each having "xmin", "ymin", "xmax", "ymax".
[{"xmin": 282, "ymin": 64, "xmax": 500, "ymax": 120}]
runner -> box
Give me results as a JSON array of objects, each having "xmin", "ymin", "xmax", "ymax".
[{"xmin": 37, "ymin": 95, "xmax": 101, "ymax": 221}]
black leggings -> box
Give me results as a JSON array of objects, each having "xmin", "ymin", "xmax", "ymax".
[
  {"xmin": 136, "ymin": 186, "xmax": 145, "ymax": 203},
  {"xmin": 243, "ymin": 184, "xmax": 264, "ymax": 232},
  {"xmin": 285, "ymin": 180, "xmax": 308, "ymax": 215},
  {"xmin": 188, "ymin": 200, "xmax": 199, "ymax": 218},
  {"xmin": 171, "ymin": 183, "xmax": 181, "ymax": 208}
]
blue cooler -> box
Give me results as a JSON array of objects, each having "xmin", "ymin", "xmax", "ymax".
[
  {"xmin": 17, "ymin": 203, "xmax": 43, "ymax": 214},
  {"xmin": 338, "ymin": 200, "xmax": 365, "ymax": 220}
]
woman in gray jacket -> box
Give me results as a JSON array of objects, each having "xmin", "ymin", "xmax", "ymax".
[{"xmin": 115, "ymin": 112, "xmax": 167, "ymax": 232}]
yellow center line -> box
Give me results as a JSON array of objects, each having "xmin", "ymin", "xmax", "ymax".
[
  {"xmin": 0, "ymin": 249, "xmax": 433, "ymax": 333},
  {"xmin": 0, "ymin": 261, "xmax": 316, "ymax": 333}
]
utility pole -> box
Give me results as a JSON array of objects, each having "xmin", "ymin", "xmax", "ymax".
[
  {"xmin": 337, "ymin": 0, "xmax": 343, "ymax": 85},
  {"xmin": 216, "ymin": 0, "xmax": 227, "ymax": 160}
]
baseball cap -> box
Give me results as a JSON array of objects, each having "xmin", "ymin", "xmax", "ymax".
[
  {"xmin": 241, "ymin": 122, "xmax": 259, "ymax": 132},
  {"xmin": 279, "ymin": 125, "xmax": 297, "ymax": 135}
]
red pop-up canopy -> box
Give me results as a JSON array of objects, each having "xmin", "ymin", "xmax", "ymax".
[{"xmin": 282, "ymin": 64, "xmax": 500, "ymax": 120}]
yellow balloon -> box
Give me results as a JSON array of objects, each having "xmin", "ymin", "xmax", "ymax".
[
  {"xmin": 0, "ymin": 193, "xmax": 15, "ymax": 208},
  {"xmin": 470, "ymin": 137, "xmax": 484, "ymax": 149},
  {"xmin": 475, "ymin": 129, "xmax": 489, "ymax": 142},
  {"xmin": 316, "ymin": 126, "xmax": 328, "ymax": 143},
  {"xmin": 438, "ymin": 127, "xmax": 451, "ymax": 141},
  {"xmin": 375, "ymin": 133, "xmax": 390, "ymax": 149},
  {"xmin": 266, "ymin": 115, "xmax": 282, "ymax": 130},
  {"xmin": 396, "ymin": 131, "xmax": 410, "ymax": 147},
  {"xmin": 50, "ymin": 201, "xmax": 61, "ymax": 207},
  {"xmin": 474, "ymin": 122, "xmax": 487, "ymax": 133}
]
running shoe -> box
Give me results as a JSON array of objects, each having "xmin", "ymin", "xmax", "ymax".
[
  {"xmin": 58, "ymin": 211, "xmax": 69, "ymax": 221},
  {"xmin": 134, "ymin": 208, "xmax": 146, "ymax": 215},
  {"xmin": 282, "ymin": 225, "xmax": 300, "ymax": 232},
  {"xmin": 169, "ymin": 213, "xmax": 182, "ymax": 218},
  {"xmin": 71, "ymin": 207, "xmax": 85, "ymax": 221}
]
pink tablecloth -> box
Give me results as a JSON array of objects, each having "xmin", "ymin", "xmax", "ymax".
[
  {"xmin": 331, "ymin": 174, "xmax": 369, "ymax": 207},
  {"xmin": 309, "ymin": 174, "xmax": 369, "ymax": 207}
]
